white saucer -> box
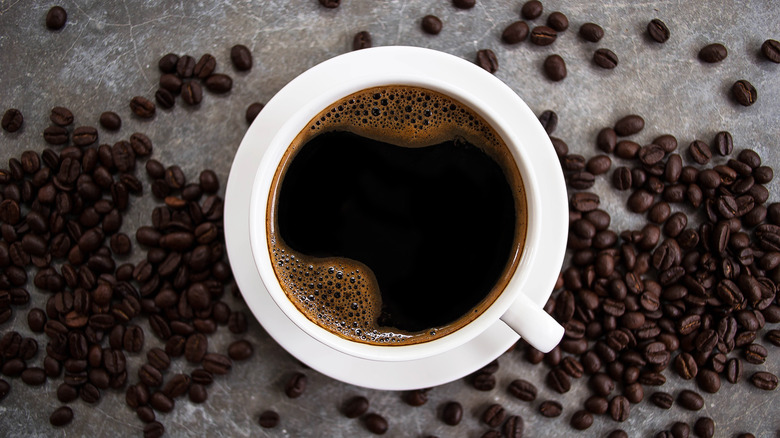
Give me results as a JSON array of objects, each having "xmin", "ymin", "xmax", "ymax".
[{"xmin": 224, "ymin": 47, "xmax": 567, "ymax": 390}]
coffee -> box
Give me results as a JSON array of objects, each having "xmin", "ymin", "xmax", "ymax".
[{"xmin": 266, "ymin": 86, "xmax": 527, "ymax": 345}]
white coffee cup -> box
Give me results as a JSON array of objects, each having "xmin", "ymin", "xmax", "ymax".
[{"xmin": 228, "ymin": 46, "xmax": 567, "ymax": 364}]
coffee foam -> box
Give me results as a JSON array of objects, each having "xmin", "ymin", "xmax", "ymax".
[{"xmin": 267, "ymin": 86, "xmax": 526, "ymax": 345}]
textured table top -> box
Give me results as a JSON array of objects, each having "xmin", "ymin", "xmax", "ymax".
[{"xmin": 1, "ymin": 1, "xmax": 779, "ymax": 437}]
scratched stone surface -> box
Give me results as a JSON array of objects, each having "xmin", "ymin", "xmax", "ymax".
[{"xmin": 0, "ymin": 0, "xmax": 779, "ymax": 437}]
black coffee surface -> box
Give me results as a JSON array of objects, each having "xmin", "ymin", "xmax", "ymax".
[{"xmin": 277, "ymin": 130, "xmax": 516, "ymax": 332}]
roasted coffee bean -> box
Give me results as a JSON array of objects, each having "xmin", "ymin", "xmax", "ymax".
[
  {"xmin": 181, "ymin": 81, "xmax": 203, "ymax": 106},
  {"xmin": 647, "ymin": 19, "xmax": 670, "ymax": 43},
  {"xmin": 677, "ymin": 389, "xmax": 704, "ymax": 411},
  {"xmin": 229, "ymin": 44, "xmax": 253, "ymax": 70},
  {"xmin": 472, "ymin": 372, "xmax": 495, "ymax": 390},
  {"xmin": 285, "ymin": 372, "xmax": 307, "ymax": 398},
  {"xmin": 750, "ymin": 371, "xmax": 778, "ymax": 390},
  {"xmin": 421, "ymin": 15, "xmax": 443, "ymax": 35},
  {"xmin": 130, "ymin": 96, "xmax": 156, "ymax": 118},
  {"xmin": 72, "ymin": 126, "xmax": 98, "ymax": 146},
  {"xmin": 228, "ymin": 311, "xmax": 248, "ymax": 334},
  {"xmin": 613, "ymin": 167, "xmax": 632, "ymax": 190},
  {"xmin": 163, "ymin": 373, "xmax": 190, "ymax": 398},
  {"xmin": 318, "ymin": 0, "xmax": 340, "ymax": 8},
  {"xmin": 732, "ymin": 80, "xmax": 757, "ymax": 106},
  {"xmin": 521, "ymin": 0, "xmax": 542, "ymax": 19},
  {"xmin": 343, "ymin": 395, "xmax": 370, "ymax": 418},
  {"xmin": 743, "ymin": 343, "xmax": 768, "ymax": 364},
  {"xmin": 402, "ymin": 388, "xmax": 428, "ymax": 406},
  {"xmin": 570, "ymin": 410, "xmax": 593, "ymax": 430},
  {"xmin": 46, "ymin": 107, "xmax": 73, "ymax": 127},
  {"xmin": 364, "ymin": 413, "xmax": 388, "ymax": 435},
  {"xmin": 688, "ymin": 140, "xmax": 712, "ymax": 164},
  {"xmin": 158, "ymin": 53, "xmax": 179, "ymax": 73},
  {"xmin": 482, "ymin": 403, "xmax": 506, "ymax": 427},
  {"xmin": 547, "ymin": 368, "xmax": 572, "ymax": 393},
  {"xmin": 176, "ymin": 55, "xmax": 196, "ymax": 78},
  {"xmin": 193, "ymin": 54, "xmax": 216, "ymax": 79},
  {"xmin": 584, "ymin": 395, "xmax": 608, "ymax": 414},
  {"xmin": 21, "ymin": 367, "xmax": 46, "ymax": 386},
  {"xmin": 543, "ymin": 54, "xmax": 566, "ymax": 81},
  {"xmin": 442, "ymin": 401, "xmax": 463, "ymax": 425},
  {"xmin": 547, "ymin": 12, "xmax": 568, "ymax": 32},
  {"xmin": 537, "ymin": 110, "xmax": 558, "ymax": 134},
  {"xmin": 452, "ymin": 0, "xmax": 475, "ymax": 9},
  {"xmin": 650, "ymin": 392, "xmax": 674, "ymax": 409},
  {"xmin": 594, "ymin": 48, "xmax": 618, "ymax": 69},
  {"xmin": 205, "ymin": 74, "xmax": 233, "ymax": 93},
  {"xmin": 586, "ymin": 155, "xmax": 611, "ymax": 175},
  {"xmin": 245, "ymin": 102, "xmax": 264, "ymax": 124},
  {"xmin": 698, "ymin": 43, "xmax": 728, "ymax": 63},
  {"xmin": 674, "ymin": 352, "xmax": 698, "ymax": 380},
  {"xmin": 502, "ymin": 21, "xmax": 529, "ymax": 44},
  {"xmin": 80, "ymin": 382, "xmax": 100, "ymax": 403},
  {"xmin": 694, "ymin": 417, "xmax": 715, "ymax": 438},
  {"xmin": 628, "ymin": 189, "xmax": 654, "ymax": 213},
  {"xmin": 137, "ymin": 406, "xmax": 155, "ymax": 423},
  {"xmin": 49, "ymin": 406, "xmax": 73, "ymax": 426},
  {"xmin": 609, "ymin": 395, "xmax": 630, "ymax": 422},
  {"xmin": 761, "ymin": 39, "xmax": 780, "ymax": 63},
  {"xmin": 579, "ymin": 22, "xmax": 604, "ymax": 42},
  {"xmin": 614, "ymin": 114, "xmax": 644, "ymax": 136},
  {"xmin": 530, "ymin": 26, "xmax": 557, "ymax": 46},
  {"xmin": 258, "ymin": 410, "xmax": 279, "ymax": 428},
  {"xmin": 155, "ymin": 89, "xmax": 175, "ymax": 109},
  {"xmin": 123, "ymin": 324, "xmax": 144, "ymax": 353},
  {"xmin": 476, "ymin": 49, "xmax": 498, "ymax": 73},
  {"xmin": 696, "ymin": 368, "xmax": 721, "ymax": 393},
  {"xmin": 539, "ymin": 400, "xmax": 563, "ymax": 417},
  {"xmin": 43, "ymin": 125, "xmax": 69, "ymax": 145},
  {"xmin": 45, "ymin": 6, "xmax": 68, "ymax": 30},
  {"xmin": 150, "ymin": 391, "xmax": 174, "ymax": 413},
  {"xmin": 139, "ymin": 364, "xmax": 163, "ymax": 387},
  {"xmin": 508, "ymin": 379, "xmax": 537, "ymax": 401},
  {"xmin": 144, "ymin": 421, "xmax": 165, "ymax": 438},
  {"xmin": 99, "ymin": 111, "xmax": 121, "ymax": 130},
  {"xmin": 504, "ymin": 415, "xmax": 524, "ymax": 438},
  {"xmin": 227, "ymin": 340, "xmax": 253, "ymax": 360},
  {"xmin": 185, "ymin": 333, "xmax": 207, "ymax": 363}
]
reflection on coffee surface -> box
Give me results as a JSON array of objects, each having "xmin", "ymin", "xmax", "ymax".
[{"xmin": 267, "ymin": 86, "xmax": 526, "ymax": 345}]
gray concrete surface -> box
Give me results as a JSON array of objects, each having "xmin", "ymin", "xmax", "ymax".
[{"xmin": 1, "ymin": 0, "xmax": 779, "ymax": 437}]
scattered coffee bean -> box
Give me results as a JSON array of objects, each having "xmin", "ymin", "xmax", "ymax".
[
  {"xmin": 693, "ymin": 417, "xmax": 715, "ymax": 438},
  {"xmin": 181, "ymin": 81, "xmax": 203, "ymax": 106},
  {"xmin": 155, "ymin": 89, "xmax": 175, "ymax": 109},
  {"xmin": 99, "ymin": 111, "xmax": 121, "ymax": 131},
  {"xmin": 205, "ymin": 74, "xmax": 233, "ymax": 93},
  {"xmin": 732, "ymin": 80, "xmax": 757, "ymax": 106},
  {"xmin": 543, "ymin": 55, "xmax": 566, "ymax": 81},
  {"xmin": 547, "ymin": 12, "xmax": 568, "ymax": 32},
  {"xmin": 648, "ymin": 19, "xmax": 670, "ymax": 43},
  {"xmin": 49, "ymin": 406, "xmax": 73, "ymax": 426},
  {"xmin": 442, "ymin": 401, "xmax": 463, "ymax": 425},
  {"xmin": 579, "ymin": 23, "xmax": 604, "ymax": 42},
  {"xmin": 476, "ymin": 49, "xmax": 498, "ymax": 73},
  {"xmin": 482, "ymin": 403, "xmax": 506, "ymax": 427},
  {"xmin": 452, "ymin": 0, "xmax": 475, "ymax": 9},
  {"xmin": 421, "ymin": 15, "xmax": 443, "ymax": 35},
  {"xmin": 608, "ymin": 395, "xmax": 630, "ymax": 422},
  {"xmin": 539, "ymin": 400, "xmax": 562, "ymax": 418},
  {"xmin": 570, "ymin": 410, "xmax": 593, "ymax": 430},
  {"xmin": 698, "ymin": 43, "xmax": 728, "ymax": 63},
  {"xmin": 364, "ymin": 413, "xmax": 388, "ymax": 435},
  {"xmin": 194, "ymin": 54, "xmax": 216, "ymax": 79},
  {"xmin": 2, "ymin": 109, "xmax": 23, "ymax": 133},
  {"xmin": 130, "ymin": 96, "xmax": 156, "ymax": 118},
  {"xmin": 158, "ymin": 53, "xmax": 179, "ymax": 73},
  {"xmin": 677, "ymin": 390, "xmax": 704, "ymax": 411},
  {"xmin": 285, "ymin": 372, "xmax": 307, "ymax": 398},
  {"xmin": 144, "ymin": 421, "xmax": 165, "ymax": 438},
  {"xmin": 749, "ymin": 371, "xmax": 778, "ymax": 390},
  {"xmin": 502, "ymin": 21, "xmax": 530, "ymax": 44},
  {"xmin": 318, "ymin": 0, "xmax": 340, "ymax": 8},
  {"xmin": 343, "ymin": 395, "xmax": 370, "ymax": 418},
  {"xmin": 45, "ymin": 6, "xmax": 67, "ymax": 30},
  {"xmin": 688, "ymin": 140, "xmax": 712, "ymax": 164},
  {"xmin": 650, "ymin": 391, "xmax": 674, "ymax": 409},
  {"xmin": 594, "ymin": 48, "xmax": 618, "ymax": 69},
  {"xmin": 521, "ymin": 0, "xmax": 543, "ymax": 20},
  {"xmin": 231, "ymin": 44, "xmax": 253, "ymax": 71},
  {"xmin": 353, "ymin": 31, "xmax": 372, "ymax": 50},
  {"xmin": 227, "ymin": 340, "xmax": 253, "ymax": 360},
  {"xmin": 245, "ymin": 102, "xmax": 264, "ymax": 124},
  {"xmin": 530, "ymin": 26, "xmax": 557, "ymax": 46},
  {"xmin": 0, "ymin": 379, "xmax": 10, "ymax": 401},
  {"xmin": 761, "ymin": 39, "xmax": 780, "ymax": 63},
  {"xmin": 258, "ymin": 410, "xmax": 280, "ymax": 428}
]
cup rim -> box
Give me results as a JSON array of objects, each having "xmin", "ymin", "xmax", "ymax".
[{"xmin": 246, "ymin": 46, "xmax": 563, "ymax": 362}]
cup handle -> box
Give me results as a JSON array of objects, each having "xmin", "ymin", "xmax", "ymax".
[{"xmin": 500, "ymin": 292, "xmax": 564, "ymax": 353}]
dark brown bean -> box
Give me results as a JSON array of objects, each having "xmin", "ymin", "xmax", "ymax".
[
  {"xmin": 476, "ymin": 49, "xmax": 498, "ymax": 73},
  {"xmin": 258, "ymin": 410, "xmax": 279, "ymax": 428},
  {"xmin": 732, "ymin": 80, "xmax": 757, "ymax": 107},
  {"xmin": 285, "ymin": 372, "xmax": 307, "ymax": 398},
  {"xmin": 49, "ymin": 406, "xmax": 73, "ymax": 426},
  {"xmin": 442, "ymin": 401, "xmax": 463, "ymax": 425},
  {"xmin": 698, "ymin": 43, "xmax": 728, "ymax": 63},
  {"xmin": 502, "ymin": 21, "xmax": 529, "ymax": 44},
  {"xmin": 570, "ymin": 410, "xmax": 593, "ymax": 430},
  {"xmin": 421, "ymin": 15, "xmax": 443, "ymax": 35},
  {"xmin": 594, "ymin": 48, "xmax": 618, "ymax": 69},
  {"xmin": 530, "ymin": 26, "xmax": 557, "ymax": 46},
  {"xmin": 647, "ymin": 19, "xmax": 670, "ymax": 43},
  {"xmin": 343, "ymin": 395, "xmax": 370, "ymax": 418},
  {"xmin": 677, "ymin": 389, "xmax": 704, "ymax": 411},
  {"xmin": 579, "ymin": 22, "xmax": 604, "ymax": 42}
]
